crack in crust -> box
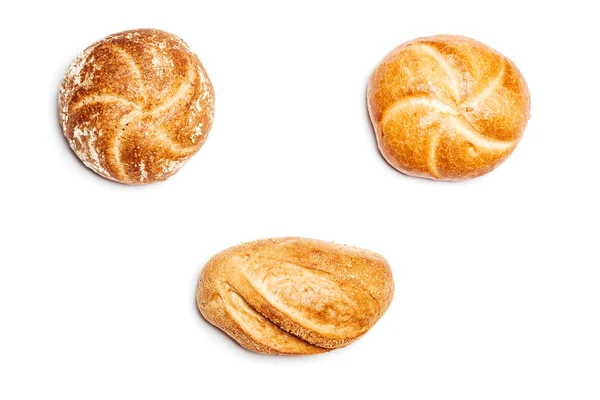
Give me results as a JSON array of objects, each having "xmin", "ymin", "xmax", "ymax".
[
  {"xmin": 411, "ymin": 44, "xmax": 461, "ymax": 101},
  {"xmin": 428, "ymin": 132, "xmax": 442, "ymax": 178},
  {"xmin": 450, "ymin": 116, "xmax": 514, "ymax": 151},
  {"xmin": 381, "ymin": 96, "xmax": 458, "ymax": 124},
  {"xmin": 147, "ymin": 62, "xmax": 195, "ymax": 117},
  {"xmin": 71, "ymin": 94, "xmax": 142, "ymax": 112},
  {"xmin": 462, "ymin": 61, "xmax": 506, "ymax": 108},
  {"xmin": 110, "ymin": 45, "xmax": 149, "ymax": 105},
  {"xmin": 220, "ymin": 283, "xmax": 326, "ymax": 355}
]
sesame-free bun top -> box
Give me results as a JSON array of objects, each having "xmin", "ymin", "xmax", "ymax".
[
  {"xmin": 368, "ymin": 35, "xmax": 530, "ymax": 181},
  {"xmin": 197, "ymin": 237, "xmax": 394, "ymax": 355},
  {"xmin": 59, "ymin": 29, "xmax": 214, "ymax": 184}
]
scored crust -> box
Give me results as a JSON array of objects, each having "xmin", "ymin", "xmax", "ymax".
[
  {"xmin": 59, "ymin": 29, "xmax": 215, "ymax": 184},
  {"xmin": 196, "ymin": 238, "xmax": 395, "ymax": 355},
  {"xmin": 367, "ymin": 34, "xmax": 531, "ymax": 181}
]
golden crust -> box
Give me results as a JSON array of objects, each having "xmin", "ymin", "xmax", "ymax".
[
  {"xmin": 59, "ymin": 29, "xmax": 215, "ymax": 184},
  {"xmin": 196, "ymin": 238, "xmax": 394, "ymax": 355},
  {"xmin": 367, "ymin": 35, "xmax": 530, "ymax": 181}
]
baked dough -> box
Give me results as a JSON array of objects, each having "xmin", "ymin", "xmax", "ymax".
[
  {"xmin": 368, "ymin": 35, "xmax": 530, "ymax": 180},
  {"xmin": 59, "ymin": 29, "xmax": 214, "ymax": 184},
  {"xmin": 197, "ymin": 238, "xmax": 394, "ymax": 355}
]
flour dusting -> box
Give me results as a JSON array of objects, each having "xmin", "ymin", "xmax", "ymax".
[
  {"xmin": 191, "ymin": 123, "xmax": 204, "ymax": 143},
  {"xmin": 71, "ymin": 126, "xmax": 109, "ymax": 177}
]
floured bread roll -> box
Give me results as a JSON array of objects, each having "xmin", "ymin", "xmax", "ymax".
[
  {"xmin": 197, "ymin": 238, "xmax": 394, "ymax": 355},
  {"xmin": 59, "ymin": 29, "xmax": 214, "ymax": 184},
  {"xmin": 368, "ymin": 35, "xmax": 530, "ymax": 181}
]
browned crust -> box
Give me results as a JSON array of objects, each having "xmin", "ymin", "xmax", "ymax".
[
  {"xmin": 196, "ymin": 238, "xmax": 394, "ymax": 355},
  {"xmin": 59, "ymin": 28, "xmax": 215, "ymax": 184},
  {"xmin": 367, "ymin": 34, "xmax": 531, "ymax": 181}
]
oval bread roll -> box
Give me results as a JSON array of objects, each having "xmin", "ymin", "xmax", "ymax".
[
  {"xmin": 368, "ymin": 35, "xmax": 530, "ymax": 181},
  {"xmin": 197, "ymin": 238, "xmax": 394, "ymax": 355},
  {"xmin": 59, "ymin": 29, "xmax": 214, "ymax": 184}
]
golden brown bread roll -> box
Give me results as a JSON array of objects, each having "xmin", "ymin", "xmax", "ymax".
[
  {"xmin": 197, "ymin": 238, "xmax": 394, "ymax": 355},
  {"xmin": 59, "ymin": 29, "xmax": 214, "ymax": 184},
  {"xmin": 368, "ymin": 35, "xmax": 530, "ymax": 181}
]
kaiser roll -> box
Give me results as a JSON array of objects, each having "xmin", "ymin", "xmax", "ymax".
[
  {"xmin": 367, "ymin": 35, "xmax": 530, "ymax": 181},
  {"xmin": 196, "ymin": 237, "xmax": 394, "ymax": 355},
  {"xmin": 59, "ymin": 29, "xmax": 214, "ymax": 184}
]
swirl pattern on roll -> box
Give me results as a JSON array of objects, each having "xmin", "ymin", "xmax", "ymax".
[
  {"xmin": 59, "ymin": 29, "xmax": 215, "ymax": 184},
  {"xmin": 368, "ymin": 35, "xmax": 530, "ymax": 181}
]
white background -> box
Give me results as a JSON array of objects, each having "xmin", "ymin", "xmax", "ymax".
[{"xmin": 1, "ymin": 0, "xmax": 598, "ymax": 398}]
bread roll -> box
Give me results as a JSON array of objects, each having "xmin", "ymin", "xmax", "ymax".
[
  {"xmin": 59, "ymin": 29, "xmax": 214, "ymax": 184},
  {"xmin": 197, "ymin": 238, "xmax": 394, "ymax": 355},
  {"xmin": 368, "ymin": 35, "xmax": 530, "ymax": 181}
]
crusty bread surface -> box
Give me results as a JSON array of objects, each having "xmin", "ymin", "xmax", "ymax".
[
  {"xmin": 368, "ymin": 34, "xmax": 530, "ymax": 181},
  {"xmin": 197, "ymin": 237, "xmax": 394, "ymax": 355},
  {"xmin": 59, "ymin": 28, "xmax": 214, "ymax": 184}
]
